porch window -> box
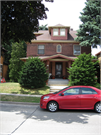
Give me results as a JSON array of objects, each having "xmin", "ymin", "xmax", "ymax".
[
  {"xmin": 73, "ymin": 45, "xmax": 81, "ymax": 55},
  {"xmin": 57, "ymin": 45, "xmax": 62, "ymax": 53},
  {"xmin": 38, "ymin": 45, "xmax": 44, "ymax": 54},
  {"xmin": 53, "ymin": 29, "xmax": 58, "ymax": 36},
  {"xmin": 60, "ymin": 29, "xmax": 65, "ymax": 36}
]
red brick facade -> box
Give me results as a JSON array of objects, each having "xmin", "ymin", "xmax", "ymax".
[
  {"xmin": 21, "ymin": 24, "xmax": 91, "ymax": 79},
  {"xmin": 27, "ymin": 43, "xmax": 91, "ymax": 57}
]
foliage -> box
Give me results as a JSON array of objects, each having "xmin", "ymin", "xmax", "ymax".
[
  {"xmin": 68, "ymin": 53, "xmax": 97, "ymax": 86},
  {"xmin": 1, "ymin": 0, "xmax": 53, "ymax": 44},
  {"xmin": 9, "ymin": 41, "xmax": 26, "ymax": 82},
  {"xmin": 0, "ymin": 83, "xmax": 49, "ymax": 95},
  {"xmin": 39, "ymin": 24, "xmax": 48, "ymax": 30},
  {"xmin": 75, "ymin": 0, "xmax": 100, "ymax": 48},
  {"xmin": 19, "ymin": 57, "xmax": 48, "ymax": 89}
]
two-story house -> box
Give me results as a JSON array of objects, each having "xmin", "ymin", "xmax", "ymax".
[{"xmin": 21, "ymin": 24, "xmax": 91, "ymax": 79}]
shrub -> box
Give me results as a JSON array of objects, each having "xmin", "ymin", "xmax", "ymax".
[
  {"xmin": 9, "ymin": 41, "xmax": 26, "ymax": 82},
  {"xmin": 68, "ymin": 53, "xmax": 97, "ymax": 86},
  {"xmin": 19, "ymin": 57, "xmax": 48, "ymax": 89}
]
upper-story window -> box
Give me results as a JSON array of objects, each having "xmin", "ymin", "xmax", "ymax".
[
  {"xmin": 57, "ymin": 45, "xmax": 62, "ymax": 53},
  {"xmin": 60, "ymin": 29, "xmax": 65, "ymax": 36},
  {"xmin": 73, "ymin": 45, "xmax": 81, "ymax": 55},
  {"xmin": 53, "ymin": 29, "xmax": 58, "ymax": 36},
  {"xmin": 38, "ymin": 45, "xmax": 44, "ymax": 54}
]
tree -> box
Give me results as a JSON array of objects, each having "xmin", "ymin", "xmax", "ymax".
[
  {"xmin": 9, "ymin": 41, "xmax": 26, "ymax": 82},
  {"xmin": 1, "ymin": 0, "xmax": 53, "ymax": 44},
  {"xmin": 75, "ymin": 0, "xmax": 100, "ymax": 48},
  {"xmin": 39, "ymin": 24, "xmax": 48, "ymax": 30},
  {"xmin": 19, "ymin": 57, "xmax": 48, "ymax": 89},
  {"xmin": 68, "ymin": 53, "xmax": 97, "ymax": 86}
]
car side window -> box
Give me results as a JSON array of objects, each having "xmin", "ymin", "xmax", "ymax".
[
  {"xmin": 63, "ymin": 88, "xmax": 79, "ymax": 96},
  {"xmin": 81, "ymin": 88, "xmax": 97, "ymax": 94}
]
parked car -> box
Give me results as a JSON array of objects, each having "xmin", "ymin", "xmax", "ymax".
[{"xmin": 40, "ymin": 86, "xmax": 101, "ymax": 113}]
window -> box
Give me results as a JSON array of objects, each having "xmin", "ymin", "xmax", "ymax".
[
  {"xmin": 81, "ymin": 88, "xmax": 97, "ymax": 94},
  {"xmin": 63, "ymin": 88, "xmax": 80, "ymax": 96},
  {"xmin": 57, "ymin": 45, "xmax": 62, "ymax": 53},
  {"xmin": 53, "ymin": 29, "xmax": 58, "ymax": 36},
  {"xmin": 60, "ymin": 29, "xmax": 65, "ymax": 36},
  {"xmin": 38, "ymin": 45, "xmax": 44, "ymax": 54},
  {"xmin": 73, "ymin": 45, "xmax": 81, "ymax": 55}
]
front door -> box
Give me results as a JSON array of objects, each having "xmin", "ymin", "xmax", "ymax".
[{"xmin": 55, "ymin": 62, "xmax": 62, "ymax": 78}]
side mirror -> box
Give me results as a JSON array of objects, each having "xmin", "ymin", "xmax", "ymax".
[{"xmin": 61, "ymin": 93, "xmax": 64, "ymax": 96}]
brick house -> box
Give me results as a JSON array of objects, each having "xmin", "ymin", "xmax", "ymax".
[
  {"xmin": 21, "ymin": 24, "xmax": 91, "ymax": 79},
  {"xmin": 0, "ymin": 46, "xmax": 8, "ymax": 79}
]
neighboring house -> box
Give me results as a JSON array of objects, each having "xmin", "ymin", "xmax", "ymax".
[
  {"xmin": 0, "ymin": 46, "xmax": 8, "ymax": 79},
  {"xmin": 95, "ymin": 51, "xmax": 101, "ymax": 83},
  {"xmin": 95, "ymin": 51, "xmax": 101, "ymax": 63},
  {"xmin": 21, "ymin": 24, "xmax": 91, "ymax": 79}
]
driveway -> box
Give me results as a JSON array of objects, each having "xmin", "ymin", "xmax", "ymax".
[{"xmin": 0, "ymin": 102, "xmax": 101, "ymax": 135}]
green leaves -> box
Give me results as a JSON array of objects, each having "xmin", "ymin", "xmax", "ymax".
[
  {"xmin": 1, "ymin": 1, "xmax": 50, "ymax": 44},
  {"xmin": 19, "ymin": 57, "xmax": 48, "ymax": 89},
  {"xmin": 68, "ymin": 53, "xmax": 97, "ymax": 86},
  {"xmin": 9, "ymin": 41, "xmax": 26, "ymax": 82},
  {"xmin": 75, "ymin": 0, "xmax": 100, "ymax": 48}
]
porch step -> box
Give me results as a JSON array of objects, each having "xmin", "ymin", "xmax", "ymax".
[
  {"xmin": 49, "ymin": 86, "xmax": 68, "ymax": 93},
  {"xmin": 48, "ymin": 79, "xmax": 69, "ymax": 86}
]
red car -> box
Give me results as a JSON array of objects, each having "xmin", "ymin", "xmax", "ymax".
[{"xmin": 40, "ymin": 86, "xmax": 101, "ymax": 113}]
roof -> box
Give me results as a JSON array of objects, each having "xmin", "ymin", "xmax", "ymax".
[
  {"xmin": 95, "ymin": 51, "xmax": 101, "ymax": 56},
  {"xmin": 34, "ymin": 29, "xmax": 77, "ymax": 41},
  {"xmin": 20, "ymin": 54, "xmax": 77, "ymax": 62}
]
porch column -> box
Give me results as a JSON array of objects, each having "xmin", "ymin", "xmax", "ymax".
[
  {"xmin": 52, "ymin": 62, "xmax": 55, "ymax": 76},
  {"xmin": 62, "ymin": 62, "xmax": 66, "ymax": 76},
  {"xmin": 46, "ymin": 60, "xmax": 50, "ymax": 73},
  {"xmin": 68, "ymin": 61, "xmax": 72, "ymax": 68}
]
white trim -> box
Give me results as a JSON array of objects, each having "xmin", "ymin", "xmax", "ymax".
[
  {"xmin": 56, "ymin": 44, "xmax": 62, "ymax": 53},
  {"xmin": 60, "ymin": 28, "xmax": 65, "ymax": 36},
  {"xmin": 53, "ymin": 28, "xmax": 58, "ymax": 36},
  {"xmin": 38, "ymin": 45, "xmax": 45, "ymax": 54},
  {"xmin": 73, "ymin": 45, "xmax": 81, "ymax": 55}
]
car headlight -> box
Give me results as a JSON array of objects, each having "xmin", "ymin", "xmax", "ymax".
[{"xmin": 43, "ymin": 96, "xmax": 50, "ymax": 100}]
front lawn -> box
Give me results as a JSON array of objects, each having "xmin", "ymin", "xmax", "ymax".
[
  {"xmin": 0, "ymin": 83, "xmax": 50, "ymax": 95},
  {"xmin": 1, "ymin": 95, "xmax": 41, "ymax": 103}
]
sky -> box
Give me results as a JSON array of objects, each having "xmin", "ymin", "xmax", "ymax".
[{"xmin": 39, "ymin": 0, "xmax": 101, "ymax": 56}]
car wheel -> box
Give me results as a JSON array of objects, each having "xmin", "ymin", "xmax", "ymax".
[
  {"xmin": 95, "ymin": 102, "xmax": 101, "ymax": 113},
  {"xmin": 47, "ymin": 101, "xmax": 58, "ymax": 112}
]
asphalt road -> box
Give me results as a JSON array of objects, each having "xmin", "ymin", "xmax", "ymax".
[{"xmin": 0, "ymin": 102, "xmax": 101, "ymax": 135}]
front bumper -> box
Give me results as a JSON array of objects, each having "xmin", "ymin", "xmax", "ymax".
[{"xmin": 40, "ymin": 98, "xmax": 48, "ymax": 109}]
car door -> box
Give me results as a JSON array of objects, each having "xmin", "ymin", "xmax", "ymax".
[
  {"xmin": 58, "ymin": 88, "xmax": 80, "ymax": 109},
  {"xmin": 80, "ymin": 87, "xmax": 98, "ymax": 108}
]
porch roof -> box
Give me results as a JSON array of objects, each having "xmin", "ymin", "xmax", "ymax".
[{"xmin": 20, "ymin": 54, "xmax": 77, "ymax": 62}]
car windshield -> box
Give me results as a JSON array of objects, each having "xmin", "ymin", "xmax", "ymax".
[{"xmin": 53, "ymin": 87, "xmax": 69, "ymax": 94}]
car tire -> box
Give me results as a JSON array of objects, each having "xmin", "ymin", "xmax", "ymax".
[
  {"xmin": 95, "ymin": 102, "xmax": 101, "ymax": 113},
  {"xmin": 47, "ymin": 101, "xmax": 58, "ymax": 112}
]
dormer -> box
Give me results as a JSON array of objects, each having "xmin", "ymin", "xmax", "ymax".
[{"xmin": 48, "ymin": 24, "xmax": 70, "ymax": 40}]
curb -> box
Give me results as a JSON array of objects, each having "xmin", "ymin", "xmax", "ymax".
[
  {"xmin": 0, "ymin": 101, "xmax": 40, "ymax": 105},
  {"xmin": 0, "ymin": 93, "xmax": 42, "ymax": 97}
]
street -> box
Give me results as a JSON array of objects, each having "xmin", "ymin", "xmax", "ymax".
[{"xmin": 0, "ymin": 103, "xmax": 101, "ymax": 135}]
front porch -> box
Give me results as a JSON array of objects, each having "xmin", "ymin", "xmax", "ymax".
[
  {"xmin": 48, "ymin": 78, "xmax": 69, "ymax": 93},
  {"xmin": 43, "ymin": 54, "xmax": 76, "ymax": 79}
]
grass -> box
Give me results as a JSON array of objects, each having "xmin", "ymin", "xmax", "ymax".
[
  {"xmin": 1, "ymin": 95, "xmax": 41, "ymax": 103},
  {"xmin": 0, "ymin": 82, "xmax": 49, "ymax": 103},
  {"xmin": 0, "ymin": 83, "xmax": 50, "ymax": 95}
]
